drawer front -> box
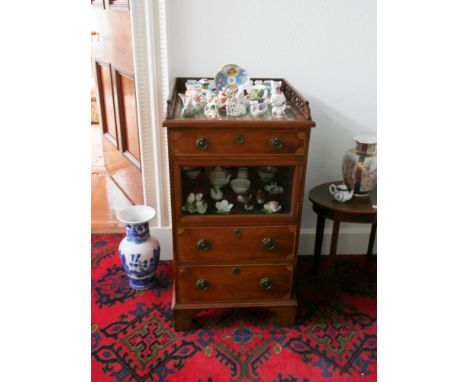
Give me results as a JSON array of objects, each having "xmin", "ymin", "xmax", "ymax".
[
  {"xmin": 176, "ymin": 264, "xmax": 293, "ymax": 303},
  {"xmin": 176, "ymin": 226, "xmax": 296, "ymax": 262},
  {"xmin": 172, "ymin": 130, "xmax": 306, "ymax": 156}
]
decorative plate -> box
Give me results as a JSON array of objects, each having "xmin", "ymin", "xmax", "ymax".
[{"xmin": 215, "ymin": 64, "xmax": 249, "ymax": 90}]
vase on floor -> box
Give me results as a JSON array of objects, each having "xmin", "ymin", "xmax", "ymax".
[
  {"xmin": 342, "ymin": 135, "xmax": 377, "ymax": 196},
  {"xmin": 117, "ymin": 205, "xmax": 160, "ymax": 290}
]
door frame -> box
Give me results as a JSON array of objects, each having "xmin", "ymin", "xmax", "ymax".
[{"xmin": 129, "ymin": 0, "xmax": 173, "ymax": 258}]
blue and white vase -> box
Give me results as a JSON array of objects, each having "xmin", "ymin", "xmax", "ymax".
[{"xmin": 117, "ymin": 205, "xmax": 160, "ymax": 290}]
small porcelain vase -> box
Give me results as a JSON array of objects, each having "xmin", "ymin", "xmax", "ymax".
[
  {"xmin": 329, "ymin": 184, "xmax": 354, "ymax": 203},
  {"xmin": 342, "ymin": 135, "xmax": 377, "ymax": 196},
  {"xmin": 117, "ymin": 205, "xmax": 160, "ymax": 290}
]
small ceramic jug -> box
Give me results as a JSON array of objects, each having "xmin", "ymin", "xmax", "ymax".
[{"xmin": 329, "ymin": 183, "xmax": 354, "ymax": 203}]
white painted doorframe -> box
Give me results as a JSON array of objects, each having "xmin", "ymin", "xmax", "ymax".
[{"xmin": 129, "ymin": 0, "xmax": 173, "ymax": 259}]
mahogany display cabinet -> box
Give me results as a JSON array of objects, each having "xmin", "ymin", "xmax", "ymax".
[{"xmin": 163, "ymin": 77, "xmax": 316, "ymax": 330}]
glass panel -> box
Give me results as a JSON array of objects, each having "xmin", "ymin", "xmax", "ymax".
[{"xmin": 180, "ymin": 166, "xmax": 294, "ymax": 216}]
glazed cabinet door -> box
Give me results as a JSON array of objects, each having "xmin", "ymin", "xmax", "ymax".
[{"xmin": 172, "ymin": 159, "xmax": 304, "ymax": 225}]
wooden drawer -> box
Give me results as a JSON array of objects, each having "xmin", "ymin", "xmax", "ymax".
[
  {"xmin": 176, "ymin": 226, "xmax": 296, "ymax": 262},
  {"xmin": 176, "ymin": 264, "xmax": 293, "ymax": 303},
  {"xmin": 172, "ymin": 130, "xmax": 306, "ymax": 156}
]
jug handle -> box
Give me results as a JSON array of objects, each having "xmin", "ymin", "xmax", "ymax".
[{"xmin": 329, "ymin": 184, "xmax": 337, "ymax": 195}]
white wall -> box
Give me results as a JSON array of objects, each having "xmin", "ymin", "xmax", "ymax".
[{"xmin": 165, "ymin": 0, "xmax": 376, "ymax": 254}]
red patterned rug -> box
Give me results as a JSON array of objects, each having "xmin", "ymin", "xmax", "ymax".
[{"xmin": 92, "ymin": 234, "xmax": 377, "ymax": 382}]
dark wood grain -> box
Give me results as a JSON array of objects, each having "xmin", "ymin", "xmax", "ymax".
[
  {"xmin": 308, "ymin": 181, "xmax": 377, "ymax": 298},
  {"xmin": 176, "ymin": 226, "xmax": 296, "ymax": 263},
  {"xmin": 172, "ymin": 129, "xmax": 306, "ymax": 156},
  {"xmin": 176, "ymin": 264, "xmax": 293, "ymax": 303}
]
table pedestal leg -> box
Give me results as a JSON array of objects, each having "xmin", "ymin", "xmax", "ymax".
[
  {"xmin": 313, "ymin": 214, "xmax": 325, "ymax": 275},
  {"xmin": 366, "ymin": 223, "xmax": 377, "ymax": 268},
  {"xmin": 325, "ymin": 219, "xmax": 340, "ymax": 299}
]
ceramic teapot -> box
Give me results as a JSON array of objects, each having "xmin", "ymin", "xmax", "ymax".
[
  {"xmin": 207, "ymin": 166, "xmax": 232, "ymax": 187},
  {"xmin": 329, "ymin": 183, "xmax": 354, "ymax": 203}
]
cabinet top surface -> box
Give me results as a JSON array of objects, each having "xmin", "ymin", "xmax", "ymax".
[{"xmin": 163, "ymin": 77, "xmax": 316, "ymax": 128}]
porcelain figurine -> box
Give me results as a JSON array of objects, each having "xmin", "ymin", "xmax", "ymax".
[
  {"xmin": 216, "ymin": 90, "xmax": 228, "ymax": 109},
  {"xmin": 256, "ymin": 189, "xmax": 266, "ymax": 205},
  {"xmin": 184, "ymin": 82, "xmax": 206, "ymax": 107},
  {"xmin": 329, "ymin": 183, "xmax": 354, "ymax": 203},
  {"xmin": 207, "ymin": 166, "xmax": 232, "ymax": 188},
  {"xmin": 270, "ymin": 80, "xmax": 287, "ymax": 118},
  {"xmin": 204, "ymin": 99, "xmax": 219, "ymax": 119},
  {"xmin": 182, "ymin": 192, "xmax": 207, "ymax": 214},
  {"xmin": 215, "ymin": 199, "xmax": 233, "ymax": 214},
  {"xmin": 244, "ymin": 196, "xmax": 254, "ymax": 210},
  {"xmin": 263, "ymin": 201, "xmax": 282, "ymax": 214},
  {"xmin": 210, "ymin": 186, "xmax": 223, "ymax": 200},
  {"xmin": 117, "ymin": 205, "xmax": 160, "ymax": 290},
  {"xmin": 264, "ymin": 182, "xmax": 284, "ymax": 195},
  {"xmin": 237, "ymin": 193, "xmax": 247, "ymax": 203}
]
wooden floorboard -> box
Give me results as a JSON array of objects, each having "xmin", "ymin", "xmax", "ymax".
[{"xmin": 91, "ymin": 174, "xmax": 131, "ymax": 233}]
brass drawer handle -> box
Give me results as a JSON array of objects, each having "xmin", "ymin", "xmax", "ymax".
[
  {"xmin": 259, "ymin": 277, "xmax": 273, "ymax": 290},
  {"xmin": 196, "ymin": 137, "xmax": 209, "ymax": 150},
  {"xmin": 232, "ymin": 266, "xmax": 240, "ymax": 275},
  {"xmin": 197, "ymin": 239, "xmax": 211, "ymax": 251},
  {"xmin": 233, "ymin": 228, "xmax": 241, "ymax": 237},
  {"xmin": 270, "ymin": 137, "xmax": 284, "ymax": 150},
  {"xmin": 196, "ymin": 279, "xmax": 209, "ymax": 291},
  {"xmin": 262, "ymin": 237, "xmax": 276, "ymax": 250}
]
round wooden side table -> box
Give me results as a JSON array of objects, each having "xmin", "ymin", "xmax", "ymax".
[{"xmin": 308, "ymin": 181, "xmax": 377, "ymax": 288}]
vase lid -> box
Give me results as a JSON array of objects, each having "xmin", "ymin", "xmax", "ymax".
[
  {"xmin": 353, "ymin": 135, "xmax": 377, "ymax": 145},
  {"xmin": 117, "ymin": 205, "xmax": 156, "ymax": 225}
]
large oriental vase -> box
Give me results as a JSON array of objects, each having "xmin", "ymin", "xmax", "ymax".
[
  {"xmin": 342, "ymin": 135, "xmax": 377, "ymax": 196},
  {"xmin": 117, "ymin": 205, "xmax": 160, "ymax": 290}
]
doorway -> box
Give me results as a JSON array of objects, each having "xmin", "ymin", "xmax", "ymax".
[{"xmin": 91, "ymin": 1, "xmax": 144, "ymax": 232}]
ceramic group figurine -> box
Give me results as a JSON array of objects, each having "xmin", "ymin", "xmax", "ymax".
[
  {"xmin": 329, "ymin": 183, "xmax": 354, "ymax": 203},
  {"xmin": 183, "ymin": 193, "xmax": 208, "ymax": 214}
]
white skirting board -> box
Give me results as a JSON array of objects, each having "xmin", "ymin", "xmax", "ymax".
[
  {"xmin": 150, "ymin": 227, "xmax": 174, "ymax": 261},
  {"xmin": 151, "ymin": 226, "xmax": 377, "ymax": 261},
  {"xmin": 297, "ymin": 227, "xmax": 377, "ymax": 255}
]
